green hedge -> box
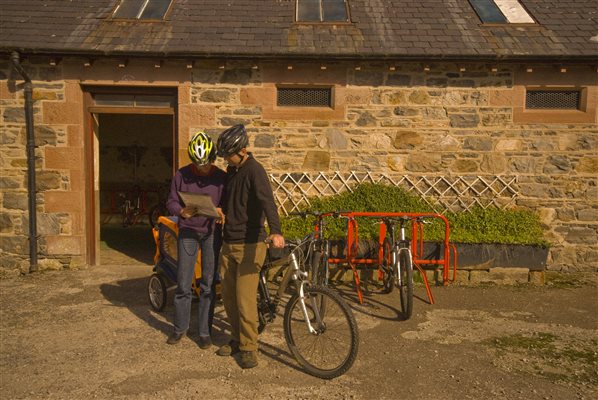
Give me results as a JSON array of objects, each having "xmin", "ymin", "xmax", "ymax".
[{"xmin": 280, "ymin": 183, "xmax": 548, "ymax": 247}]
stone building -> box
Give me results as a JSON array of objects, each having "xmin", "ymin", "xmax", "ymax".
[{"xmin": 1, "ymin": 0, "xmax": 597, "ymax": 278}]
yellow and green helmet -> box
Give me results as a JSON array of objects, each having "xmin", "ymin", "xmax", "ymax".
[{"xmin": 187, "ymin": 131, "xmax": 216, "ymax": 165}]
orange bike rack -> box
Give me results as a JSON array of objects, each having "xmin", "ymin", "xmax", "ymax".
[{"xmin": 316, "ymin": 211, "xmax": 457, "ymax": 305}]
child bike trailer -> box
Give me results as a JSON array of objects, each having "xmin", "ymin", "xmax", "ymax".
[{"xmin": 148, "ymin": 216, "xmax": 203, "ymax": 311}]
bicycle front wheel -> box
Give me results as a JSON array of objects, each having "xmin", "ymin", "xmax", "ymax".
[
  {"xmin": 283, "ymin": 285, "xmax": 359, "ymax": 379},
  {"xmin": 310, "ymin": 249, "xmax": 328, "ymax": 286},
  {"xmin": 397, "ymin": 248, "xmax": 414, "ymax": 319}
]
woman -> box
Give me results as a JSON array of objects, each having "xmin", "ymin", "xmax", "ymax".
[{"xmin": 165, "ymin": 131, "xmax": 226, "ymax": 349}]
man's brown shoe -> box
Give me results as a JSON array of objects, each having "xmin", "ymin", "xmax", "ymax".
[
  {"xmin": 198, "ymin": 335, "xmax": 212, "ymax": 349},
  {"xmin": 216, "ymin": 340, "xmax": 240, "ymax": 356},
  {"xmin": 239, "ymin": 350, "xmax": 258, "ymax": 369}
]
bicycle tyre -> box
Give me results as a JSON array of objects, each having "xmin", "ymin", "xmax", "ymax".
[
  {"xmin": 148, "ymin": 274, "xmax": 167, "ymax": 311},
  {"xmin": 397, "ymin": 248, "xmax": 413, "ymax": 319},
  {"xmin": 149, "ymin": 204, "xmax": 167, "ymax": 227},
  {"xmin": 310, "ymin": 250, "xmax": 327, "ymax": 286},
  {"xmin": 257, "ymin": 289, "xmax": 268, "ymax": 334},
  {"xmin": 283, "ymin": 285, "xmax": 359, "ymax": 379},
  {"xmin": 381, "ymin": 238, "xmax": 394, "ymax": 294}
]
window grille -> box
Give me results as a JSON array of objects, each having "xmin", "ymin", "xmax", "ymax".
[
  {"xmin": 277, "ymin": 88, "xmax": 332, "ymax": 107},
  {"xmin": 526, "ymin": 90, "xmax": 581, "ymax": 110}
]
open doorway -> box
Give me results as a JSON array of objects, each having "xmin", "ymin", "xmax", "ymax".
[
  {"xmin": 98, "ymin": 113, "xmax": 174, "ymax": 264},
  {"xmin": 83, "ymin": 87, "xmax": 177, "ymax": 265}
]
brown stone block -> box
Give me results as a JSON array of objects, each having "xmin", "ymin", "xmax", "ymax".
[
  {"xmin": 529, "ymin": 271, "xmax": 545, "ymax": 285},
  {"xmin": 43, "ymin": 101, "xmax": 83, "ymax": 125},
  {"xmin": 576, "ymin": 157, "xmax": 598, "ymax": 174},
  {"xmin": 0, "ymin": 81, "xmax": 16, "ymax": 99},
  {"xmin": 302, "ymin": 151, "xmax": 330, "ymax": 171},
  {"xmin": 32, "ymin": 90, "xmax": 58, "ymax": 101},
  {"xmin": 488, "ymin": 90, "xmax": 514, "ymax": 107},
  {"xmin": 45, "ymin": 191, "xmax": 83, "ymax": 213},
  {"xmin": 67, "ymin": 125, "xmax": 84, "ymax": 147},
  {"xmin": 455, "ymin": 269, "xmax": 470, "ymax": 284},
  {"xmin": 44, "ymin": 147, "xmax": 82, "ymax": 169},
  {"xmin": 70, "ymin": 207, "xmax": 85, "ymax": 235},
  {"xmin": 345, "ymin": 88, "xmax": 372, "ymax": 105},
  {"xmin": 178, "ymin": 84, "xmax": 191, "ymax": 105},
  {"xmin": 179, "ymin": 104, "xmax": 215, "ymax": 128},
  {"xmin": 65, "ymin": 81, "xmax": 83, "ymax": 103},
  {"xmin": 69, "ymin": 169, "xmax": 85, "ymax": 192},
  {"xmin": 240, "ymin": 86, "xmax": 274, "ymax": 105},
  {"xmin": 46, "ymin": 235, "xmax": 83, "ymax": 256}
]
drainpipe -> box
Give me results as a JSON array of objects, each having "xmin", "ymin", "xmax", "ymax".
[{"xmin": 10, "ymin": 51, "xmax": 38, "ymax": 272}]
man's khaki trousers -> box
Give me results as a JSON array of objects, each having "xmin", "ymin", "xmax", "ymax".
[{"xmin": 219, "ymin": 242, "xmax": 267, "ymax": 352}]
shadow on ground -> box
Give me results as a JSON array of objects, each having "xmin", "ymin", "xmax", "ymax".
[{"xmin": 100, "ymin": 224, "xmax": 156, "ymax": 264}]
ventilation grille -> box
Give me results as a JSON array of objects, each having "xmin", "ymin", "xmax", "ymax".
[
  {"xmin": 526, "ymin": 90, "xmax": 580, "ymax": 110},
  {"xmin": 277, "ymin": 88, "xmax": 332, "ymax": 107}
]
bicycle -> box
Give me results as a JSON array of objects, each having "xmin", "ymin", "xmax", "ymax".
[
  {"xmin": 289, "ymin": 211, "xmax": 353, "ymax": 287},
  {"xmin": 119, "ymin": 185, "xmax": 144, "ymax": 227},
  {"xmin": 381, "ymin": 216, "xmax": 414, "ymax": 319},
  {"xmin": 257, "ymin": 235, "xmax": 359, "ymax": 379},
  {"xmin": 148, "ymin": 185, "xmax": 169, "ymax": 227}
]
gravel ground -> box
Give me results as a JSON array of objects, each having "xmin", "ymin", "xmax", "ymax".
[{"xmin": 1, "ymin": 248, "xmax": 596, "ymax": 400}]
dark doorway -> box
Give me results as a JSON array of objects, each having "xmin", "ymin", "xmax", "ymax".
[{"xmin": 98, "ymin": 113, "xmax": 174, "ymax": 265}]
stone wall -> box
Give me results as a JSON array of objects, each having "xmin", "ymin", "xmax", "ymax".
[{"xmin": 1, "ymin": 58, "xmax": 596, "ymax": 277}]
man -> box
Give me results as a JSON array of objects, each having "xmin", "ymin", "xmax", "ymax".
[
  {"xmin": 165, "ymin": 131, "xmax": 226, "ymax": 349},
  {"xmin": 215, "ymin": 124, "xmax": 284, "ymax": 369}
]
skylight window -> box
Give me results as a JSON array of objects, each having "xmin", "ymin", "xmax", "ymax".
[
  {"xmin": 469, "ymin": 0, "xmax": 534, "ymax": 24},
  {"xmin": 113, "ymin": 0, "xmax": 173, "ymax": 20},
  {"xmin": 297, "ymin": 0, "xmax": 350, "ymax": 23}
]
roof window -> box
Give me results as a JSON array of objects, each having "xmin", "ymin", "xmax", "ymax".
[
  {"xmin": 297, "ymin": 0, "xmax": 350, "ymax": 23},
  {"xmin": 112, "ymin": 0, "xmax": 173, "ymax": 20},
  {"xmin": 469, "ymin": 0, "xmax": 535, "ymax": 24}
]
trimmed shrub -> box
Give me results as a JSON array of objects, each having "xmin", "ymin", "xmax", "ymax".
[{"xmin": 280, "ymin": 183, "xmax": 548, "ymax": 247}]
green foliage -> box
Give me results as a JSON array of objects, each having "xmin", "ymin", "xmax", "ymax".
[{"xmin": 280, "ymin": 183, "xmax": 548, "ymax": 246}]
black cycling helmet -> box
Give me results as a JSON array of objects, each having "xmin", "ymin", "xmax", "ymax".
[{"xmin": 216, "ymin": 124, "xmax": 249, "ymax": 157}]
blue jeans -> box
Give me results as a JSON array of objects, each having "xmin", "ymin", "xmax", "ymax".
[{"xmin": 173, "ymin": 228, "xmax": 220, "ymax": 337}]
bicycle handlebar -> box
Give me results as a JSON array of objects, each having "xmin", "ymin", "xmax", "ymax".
[{"xmin": 288, "ymin": 210, "xmax": 352, "ymax": 219}]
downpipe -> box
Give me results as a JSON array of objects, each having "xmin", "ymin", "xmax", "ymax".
[{"xmin": 10, "ymin": 51, "xmax": 38, "ymax": 272}]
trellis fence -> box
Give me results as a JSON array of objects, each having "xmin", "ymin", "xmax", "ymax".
[{"xmin": 269, "ymin": 171, "xmax": 518, "ymax": 216}]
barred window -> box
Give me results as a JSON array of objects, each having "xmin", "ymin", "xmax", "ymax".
[
  {"xmin": 525, "ymin": 90, "xmax": 581, "ymax": 110},
  {"xmin": 277, "ymin": 87, "xmax": 333, "ymax": 107}
]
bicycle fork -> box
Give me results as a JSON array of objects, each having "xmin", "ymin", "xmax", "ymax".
[{"xmin": 284, "ymin": 252, "xmax": 321, "ymax": 335}]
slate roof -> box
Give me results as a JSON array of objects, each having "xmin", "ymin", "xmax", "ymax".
[{"xmin": 1, "ymin": 0, "xmax": 597, "ymax": 60}]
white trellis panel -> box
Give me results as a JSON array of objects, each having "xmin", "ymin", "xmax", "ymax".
[{"xmin": 269, "ymin": 172, "xmax": 518, "ymax": 216}]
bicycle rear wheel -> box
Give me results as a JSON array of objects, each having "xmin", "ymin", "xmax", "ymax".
[
  {"xmin": 381, "ymin": 238, "xmax": 394, "ymax": 294},
  {"xmin": 121, "ymin": 201, "xmax": 132, "ymax": 227},
  {"xmin": 397, "ymin": 248, "xmax": 413, "ymax": 319},
  {"xmin": 283, "ymin": 285, "xmax": 359, "ymax": 379}
]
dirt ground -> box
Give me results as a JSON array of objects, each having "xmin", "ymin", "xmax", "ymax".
[{"xmin": 1, "ymin": 240, "xmax": 597, "ymax": 399}]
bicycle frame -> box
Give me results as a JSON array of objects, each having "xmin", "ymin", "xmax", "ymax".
[{"xmin": 261, "ymin": 241, "xmax": 320, "ymax": 334}]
